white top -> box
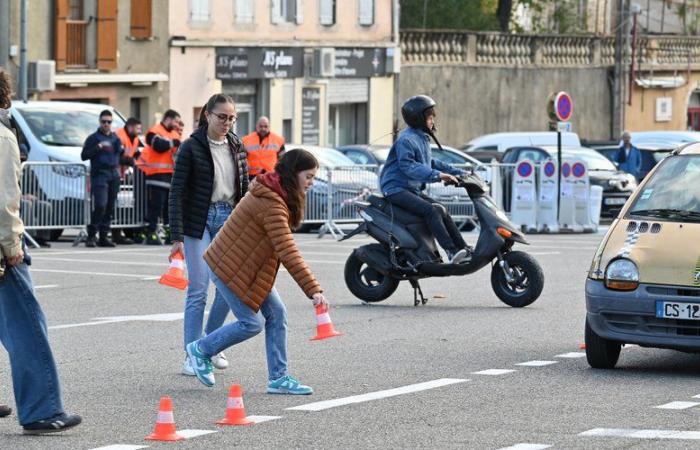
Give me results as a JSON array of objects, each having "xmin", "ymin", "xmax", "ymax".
[{"xmin": 209, "ymin": 137, "xmax": 235, "ymax": 204}]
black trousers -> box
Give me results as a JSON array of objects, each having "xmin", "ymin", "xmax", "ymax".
[
  {"xmin": 386, "ymin": 190, "xmax": 466, "ymax": 254},
  {"xmin": 88, "ymin": 174, "xmax": 119, "ymax": 237},
  {"xmin": 145, "ymin": 174, "xmax": 171, "ymax": 233}
]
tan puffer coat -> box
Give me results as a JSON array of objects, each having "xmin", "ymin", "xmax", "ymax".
[{"xmin": 204, "ymin": 182, "xmax": 322, "ymax": 312}]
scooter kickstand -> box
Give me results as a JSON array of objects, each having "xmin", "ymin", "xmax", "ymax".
[{"xmin": 410, "ymin": 280, "xmax": 428, "ymax": 306}]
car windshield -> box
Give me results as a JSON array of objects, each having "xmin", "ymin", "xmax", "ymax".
[
  {"xmin": 17, "ymin": 108, "xmax": 125, "ymax": 147},
  {"xmin": 306, "ymin": 147, "xmax": 356, "ymax": 167},
  {"xmin": 628, "ymin": 155, "xmax": 700, "ymax": 220}
]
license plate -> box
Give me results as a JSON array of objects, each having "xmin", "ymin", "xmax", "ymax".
[
  {"xmin": 656, "ymin": 301, "xmax": 700, "ymax": 320},
  {"xmin": 604, "ymin": 197, "xmax": 627, "ymax": 206}
]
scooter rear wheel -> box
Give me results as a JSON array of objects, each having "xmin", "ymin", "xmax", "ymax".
[
  {"xmin": 345, "ymin": 252, "xmax": 399, "ymax": 302},
  {"xmin": 490, "ymin": 251, "xmax": 544, "ymax": 307}
]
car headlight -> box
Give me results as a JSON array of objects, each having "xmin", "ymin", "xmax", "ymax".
[{"xmin": 605, "ymin": 258, "xmax": 639, "ymax": 291}]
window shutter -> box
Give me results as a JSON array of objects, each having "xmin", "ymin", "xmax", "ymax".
[
  {"xmin": 295, "ymin": 0, "xmax": 303, "ymax": 24},
  {"xmin": 319, "ymin": 0, "xmax": 334, "ymax": 25},
  {"xmin": 271, "ymin": 0, "xmax": 283, "ymax": 24},
  {"xmin": 358, "ymin": 0, "xmax": 374, "ymax": 26},
  {"xmin": 97, "ymin": 0, "xmax": 118, "ymax": 70},
  {"xmin": 190, "ymin": 0, "xmax": 211, "ymax": 23},
  {"xmin": 130, "ymin": 0, "xmax": 152, "ymax": 38},
  {"xmin": 235, "ymin": 0, "xmax": 254, "ymax": 23},
  {"xmin": 55, "ymin": 0, "xmax": 69, "ymax": 71}
]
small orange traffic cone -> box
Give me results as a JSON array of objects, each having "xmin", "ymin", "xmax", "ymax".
[
  {"xmin": 310, "ymin": 304, "xmax": 342, "ymax": 341},
  {"xmin": 145, "ymin": 397, "xmax": 185, "ymax": 441},
  {"xmin": 217, "ymin": 385, "xmax": 254, "ymax": 426},
  {"xmin": 579, "ymin": 343, "xmax": 586, "ymax": 350},
  {"xmin": 159, "ymin": 251, "xmax": 188, "ymax": 290}
]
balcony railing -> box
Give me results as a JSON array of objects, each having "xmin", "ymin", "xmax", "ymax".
[{"xmin": 66, "ymin": 20, "xmax": 88, "ymax": 67}]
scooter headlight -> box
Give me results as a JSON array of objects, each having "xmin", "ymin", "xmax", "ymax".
[{"xmin": 605, "ymin": 258, "xmax": 639, "ymax": 291}]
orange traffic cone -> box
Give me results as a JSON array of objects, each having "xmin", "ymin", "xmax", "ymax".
[
  {"xmin": 217, "ymin": 385, "xmax": 254, "ymax": 426},
  {"xmin": 310, "ymin": 304, "xmax": 343, "ymax": 341},
  {"xmin": 159, "ymin": 251, "xmax": 188, "ymax": 290},
  {"xmin": 145, "ymin": 397, "xmax": 185, "ymax": 441},
  {"xmin": 579, "ymin": 343, "xmax": 586, "ymax": 350}
]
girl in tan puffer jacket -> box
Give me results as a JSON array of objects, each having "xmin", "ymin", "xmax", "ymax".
[{"xmin": 186, "ymin": 149, "xmax": 328, "ymax": 394}]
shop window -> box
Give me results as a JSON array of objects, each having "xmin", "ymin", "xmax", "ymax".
[
  {"xmin": 271, "ymin": 0, "xmax": 303, "ymax": 24},
  {"xmin": 189, "ymin": 0, "xmax": 211, "ymax": 24},
  {"xmin": 235, "ymin": 0, "xmax": 254, "ymax": 23},
  {"xmin": 130, "ymin": 0, "xmax": 152, "ymax": 38},
  {"xmin": 319, "ymin": 0, "xmax": 335, "ymax": 26},
  {"xmin": 283, "ymin": 119, "xmax": 293, "ymax": 143},
  {"xmin": 329, "ymin": 103, "xmax": 368, "ymax": 147},
  {"xmin": 358, "ymin": 0, "xmax": 374, "ymax": 26}
]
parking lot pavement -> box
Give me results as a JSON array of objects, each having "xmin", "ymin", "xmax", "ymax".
[{"xmin": 2, "ymin": 229, "xmax": 700, "ymax": 449}]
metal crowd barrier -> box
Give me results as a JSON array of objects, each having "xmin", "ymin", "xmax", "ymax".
[{"xmin": 112, "ymin": 167, "xmax": 148, "ymax": 229}]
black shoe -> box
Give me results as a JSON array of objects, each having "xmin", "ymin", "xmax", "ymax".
[
  {"xmin": 145, "ymin": 233, "xmax": 163, "ymax": 246},
  {"xmin": 97, "ymin": 237, "xmax": 116, "ymax": 248},
  {"xmin": 113, "ymin": 235, "xmax": 134, "ymax": 245},
  {"xmin": 22, "ymin": 413, "xmax": 81, "ymax": 435},
  {"xmin": 37, "ymin": 240, "xmax": 52, "ymax": 248},
  {"xmin": 85, "ymin": 236, "xmax": 97, "ymax": 248},
  {"xmin": 0, "ymin": 404, "xmax": 11, "ymax": 417}
]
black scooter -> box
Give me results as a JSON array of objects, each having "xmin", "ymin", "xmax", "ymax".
[{"xmin": 341, "ymin": 173, "xmax": 544, "ymax": 307}]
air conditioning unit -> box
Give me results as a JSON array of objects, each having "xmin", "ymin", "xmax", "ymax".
[
  {"xmin": 386, "ymin": 47, "xmax": 401, "ymax": 74},
  {"xmin": 28, "ymin": 60, "xmax": 56, "ymax": 92},
  {"xmin": 311, "ymin": 48, "xmax": 335, "ymax": 78}
]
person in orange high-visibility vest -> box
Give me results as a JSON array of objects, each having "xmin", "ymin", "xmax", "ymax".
[
  {"xmin": 241, "ymin": 116, "xmax": 285, "ymax": 179},
  {"xmin": 140, "ymin": 109, "xmax": 181, "ymax": 245},
  {"xmin": 113, "ymin": 117, "xmax": 144, "ymax": 245}
]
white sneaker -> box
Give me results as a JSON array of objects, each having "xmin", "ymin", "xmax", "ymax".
[
  {"xmin": 211, "ymin": 351, "xmax": 229, "ymax": 370},
  {"xmin": 181, "ymin": 356, "xmax": 195, "ymax": 376}
]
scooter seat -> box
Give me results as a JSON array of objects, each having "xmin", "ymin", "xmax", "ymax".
[{"xmin": 367, "ymin": 195, "xmax": 424, "ymax": 225}]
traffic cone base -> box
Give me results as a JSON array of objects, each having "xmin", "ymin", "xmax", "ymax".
[
  {"xmin": 159, "ymin": 252, "xmax": 188, "ymax": 290},
  {"xmin": 311, "ymin": 305, "xmax": 343, "ymax": 341},
  {"xmin": 217, "ymin": 385, "xmax": 255, "ymax": 426},
  {"xmin": 145, "ymin": 397, "xmax": 185, "ymax": 441}
]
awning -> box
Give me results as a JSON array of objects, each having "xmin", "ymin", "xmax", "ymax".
[{"xmin": 634, "ymin": 76, "xmax": 686, "ymax": 89}]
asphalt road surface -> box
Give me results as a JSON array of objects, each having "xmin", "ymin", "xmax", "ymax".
[{"xmin": 2, "ymin": 229, "xmax": 700, "ymax": 450}]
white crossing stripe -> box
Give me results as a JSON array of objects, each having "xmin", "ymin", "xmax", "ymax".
[
  {"xmin": 34, "ymin": 285, "xmax": 59, "ymax": 289},
  {"xmin": 30, "ymin": 268, "xmax": 160, "ymax": 279},
  {"xmin": 286, "ymin": 378, "xmax": 468, "ymax": 412},
  {"xmin": 472, "ymin": 369, "xmax": 516, "ymax": 376},
  {"xmin": 692, "ymin": 394, "xmax": 700, "ymax": 399},
  {"xmin": 580, "ymin": 428, "xmax": 700, "ymax": 440},
  {"xmin": 89, "ymin": 446, "xmax": 148, "ymax": 450},
  {"xmin": 515, "ymin": 361, "xmax": 558, "ymax": 367},
  {"xmin": 555, "ymin": 352, "xmax": 586, "ymax": 358},
  {"xmin": 177, "ymin": 429, "xmax": 218, "ymax": 439},
  {"xmin": 247, "ymin": 415, "xmax": 283, "ymax": 423},
  {"xmin": 655, "ymin": 401, "xmax": 700, "ymax": 410},
  {"xmin": 497, "ymin": 444, "xmax": 552, "ymax": 450}
]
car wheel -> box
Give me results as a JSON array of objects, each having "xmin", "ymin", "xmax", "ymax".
[{"xmin": 585, "ymin": 318, "xmax": 621, "ymax": 369}]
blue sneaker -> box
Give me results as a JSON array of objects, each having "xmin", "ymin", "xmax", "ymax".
[
  {"xmin": 267, "ymin": 375, "xmax": 313, "ymax": 395},
  {"xmin": 185, "ymin": 341, "xmax": 215, "ymax": 387}
]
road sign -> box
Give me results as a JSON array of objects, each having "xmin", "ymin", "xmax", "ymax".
[
  {"xmin": 557, "ymin": 121, "xmax": 572, "ymax": 132},
  {"xmin": 547, "ymin": 91, "xmax": 574, "ymax": 123}
]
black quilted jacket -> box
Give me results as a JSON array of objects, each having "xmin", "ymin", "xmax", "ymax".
[{"xmin": 169, "ymin": 127, "xmax": 249, "ymax": 242}]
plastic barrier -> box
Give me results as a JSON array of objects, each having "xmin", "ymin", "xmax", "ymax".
[
  {"xmin": 537, "ymin": 160, "xmax": 559, "ymax": 233},
  {"xmin": 589, "ymin": 185, "xmax": 603, "ymax": 227},
  {"xmin": 558, "ymin": 160, "xmax": 581, "ymax": 232},
  {"xmin": 510, "ymin": 160, "xmax": 538, "ymax": 232},
  {"xmin": 570, "ymin": 159, "xmax": 596, "ymax": 232}
]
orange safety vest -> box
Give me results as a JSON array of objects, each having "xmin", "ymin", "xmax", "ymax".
[
  {"xmin": 116, "ymin": 127, "xmax": 141, "ymax": 178},
  {"xmin": 140, "ymin": 123, "xmax": 179, "ymax": 176},
  {"xmin": 242, "ymin": 131, "xmax": 285, "ymax": 177}
]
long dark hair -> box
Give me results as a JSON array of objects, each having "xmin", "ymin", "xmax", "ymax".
[
  {"xmin": 198, "ymin": 93, "xmax": 235, "ymax": 129},
  {"xmin": 275, "ymin": 149, "xmax": 319, "ymax": 229}
]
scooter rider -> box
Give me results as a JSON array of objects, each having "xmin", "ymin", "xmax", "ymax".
[{"xmin": 380, "ymin": 95, "xmax": 469, "ymax": 264}]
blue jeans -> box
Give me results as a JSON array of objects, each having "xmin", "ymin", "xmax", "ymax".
[
  {"xmin": 0, "ymin": 263, "xmax": 64, "ymax": 425},
  {"xmin": 182, "ymin": 202, "xmax": 233, "ymax": 350},
  {"xmin": 199, "ymin": 272, "xmax": 289, "ymax": 381}
]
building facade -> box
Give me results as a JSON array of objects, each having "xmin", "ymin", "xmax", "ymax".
[
  {"xmin": 168, "ymin": 0, "xmax": 398, "ymax": 145},
  {"xmin": 1, "ymin": 0, "xmax": 169, "ymax": 125}
]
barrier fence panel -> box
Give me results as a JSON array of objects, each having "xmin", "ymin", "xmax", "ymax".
[{"xmin": 112, "ymin": 167, "xmax": 148, "ymax": 229}]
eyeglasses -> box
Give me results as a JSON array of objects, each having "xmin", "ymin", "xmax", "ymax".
[
  {"xmin": 101, "ymin": 119, "xmax": 112, "ymax": 124},
  {"xmin": 211, "ymin": 112, "xmax": 237, "ymax": 123}
]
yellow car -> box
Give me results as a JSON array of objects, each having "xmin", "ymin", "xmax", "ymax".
[{"xmin": 585, "ymin": 142, "xmax": 700, "ymax": 368}]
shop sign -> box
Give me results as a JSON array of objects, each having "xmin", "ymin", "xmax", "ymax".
[
  {"xmin": 216, "ymin": 47, "xmax": 304, "ymax": 80},
  {"xmin": 301, "ymin": 87, "xmax": 321, "ymax": 145},
  {"xmin": 334, "ymin": 48, "xmax": 386, "ymax": 78}
]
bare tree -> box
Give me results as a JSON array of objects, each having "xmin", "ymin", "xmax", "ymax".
[{"xmin": 497, "ymin": 0, "xmax": 514, "ymax": 31}]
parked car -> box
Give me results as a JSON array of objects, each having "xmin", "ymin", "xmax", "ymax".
[
  {"xmin": 10, "ymin": 101, "xmax": 127, "ymax": 239},
  {"xmin": 584, "ymin": 142, "xmax": 700, "ymax": 368},
  {"xmin": 501, "ymin": 146, "xmax": 637, "ymax": 217},
  {"xmin": 461, "ymin": 131, "xmax": 582, "ymax": 163},
  {"xmin": 630, "ymin": 130, "xmax": 700, "ymax": 144},
  {"xmin": 584, "ymin": 140, "xmax": 675, "ymax": 180}
]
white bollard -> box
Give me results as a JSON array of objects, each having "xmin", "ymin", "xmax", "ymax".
[
  {"xmin": 558, "ymin": 160, "xmax": 582, "ymax": 232},
  {"xmin": 571, "ymin": 159, "xmax": 596, "ymax": 232},
  {"xmin": 589, "ymin": 185, "xmax": 604, "ymax": 227},
  {"xmin": 537, "ymin": 159, "xmax": 559, "ymax": 233},
  {"xmin": 510, "ymin": 160, "xmax": 538, "ymax": 233}
]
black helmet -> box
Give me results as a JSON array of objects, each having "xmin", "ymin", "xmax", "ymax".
[{"xmin": 401, "ymin": 95, "xmax": 436, "ymax": 130}]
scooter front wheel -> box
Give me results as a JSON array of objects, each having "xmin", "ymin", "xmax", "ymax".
[
  {"xmin": 345, "ymin": 251, "xmax": 399, "ymax": 303},
  {"xmin": 490, "ymin": 251, "xmax": 544, "ymax": 307}
]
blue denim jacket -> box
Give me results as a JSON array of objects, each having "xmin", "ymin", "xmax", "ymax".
[
  {"xmin": 380, "ymin": 127, "xmax": 464, "ymax": 196},
  {"xmin": 614, "ymin": 144, "xmax": 643, "ymax": 181}
]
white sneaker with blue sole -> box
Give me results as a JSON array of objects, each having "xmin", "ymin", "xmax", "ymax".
[
  {"xmin": 185, "ymin": 341, "xmax": 215, "ymax": 387},
  {"xmin": 267, "ymin": 375, "xmax": 313, "ymax": 395}
]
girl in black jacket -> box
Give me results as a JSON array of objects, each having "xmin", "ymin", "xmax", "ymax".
[{"xmin": 168, "ymin": 93, "xmax": 249, "ymax": 376}]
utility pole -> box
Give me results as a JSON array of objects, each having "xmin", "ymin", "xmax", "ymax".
[
  {"xmin": 612, "ymin": 0, "xmax": 630, "ymax": 138},
  {"xmin": 19, "ymin": 0, "xmax": 28, "ymax": 102}
]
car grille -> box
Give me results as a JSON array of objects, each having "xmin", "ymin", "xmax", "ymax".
[{"xmin": 601, "ymin": 312, "xmax": 700, "ymax": 337}]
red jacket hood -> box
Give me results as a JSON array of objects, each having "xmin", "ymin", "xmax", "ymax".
[{"xmin": 255, "ymin": 172, "xmax": 289, "ymax": 203}]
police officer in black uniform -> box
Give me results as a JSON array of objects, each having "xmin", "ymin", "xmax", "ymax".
[{"xmin": 81, "ymin": 110, "xmax": 134, "ymax": 247}]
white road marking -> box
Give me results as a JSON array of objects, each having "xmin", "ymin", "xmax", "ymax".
[
  {"xmin": 555, "ymin": 352, "xmax": 586, "ymax": 358},
  {"xmin": 528, "ymin": 252, "xmax": 561, "ymax": 256},
  {"xmin": 89, "ymin": 446, "xmax": 149, "ymax": 450},
  {"xmin": 693, "ymin": 394, "xmax": 700, "ymax": 399},
  {"xmin": 472, "ymin": 369, "xmax": 516, "ymax": 376},
  {"xmin": 655, "ymin": 401, "xmax": 700, "ymax": 410},
  {"xmin": 247, "ymin": 415, "xmax": 283, "ymax": 423},
  {"xmin": 34, "ymin": 284, "xmax": 59, "ymax": 289},
  {"xmin": 30, "ymin": 268, "xmax": 160, "ymax": 279},
  {"xmin": 580, "ymin": 428, "xmax": 700, "ymax": 440},
  {"xmin": 515, "ymin": 361, "xmax": 558, "ymax": 367},
  {"xmin": 50, "ymin": 312, "xmax": 185, "ymax": 330},
  {"xmin": 286, "ymin": 378, "xmax": 469, "ymax": 412},
  {"xmin": 177, "ymin": 429, "xmax": 218, "ymax": 439},
  {"xmin": 497, "ymin": 444, "xmax": 551, "ymax": 450},
  {"xmin": 34, "ymin": 247, "xmax": 166, "ymax": 256},
  {"xmin": 33, "ymin": 257, "xmax": 167, "ymax": 267}
]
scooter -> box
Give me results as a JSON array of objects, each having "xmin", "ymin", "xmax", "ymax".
[{"xmin": 341, "ymin": 172, "xmax": 544, "ymax": 307}]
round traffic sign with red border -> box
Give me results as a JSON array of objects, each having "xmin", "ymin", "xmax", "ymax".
[
  {"xmin": 555, "ymin": 92, "xmax": 573, "ymax": 122},
  {"xmin": 517, "ymin": 161, "xmax": 533, "ymax": 178},
  {"xmin": 543, "ymin": 161, "xmax": 556, "ymax": 177},
  {"xmin": 572, "ymin": 162, "xmax": 586, "ymax": 178},
  {"xmin": 562, "ymin": 162, "xmax": 571, "ymax": 177}
]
